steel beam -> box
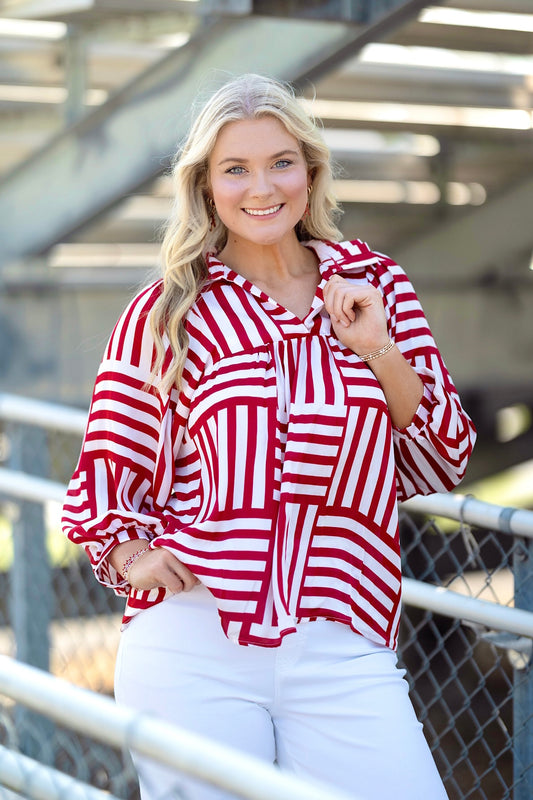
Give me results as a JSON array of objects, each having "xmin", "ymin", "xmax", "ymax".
[
  {"xmin": 0, "ymin": 15, "xmax": 361, "ymax": 268},
  {"xmin": 64, "ymin": 24, "xmax": 88, "ymax": 125},
  {"xmin": 287, "ymin": 0, "xmax": 445, "ymax": 87},
  {"xmin": 0, "ymin": 0, "xmax": 434, "ymax": 269},
  {"xmin": 393, "ymin": 173, "xmax": 533, "ymax": 280},
  {"xmin": 253, "ymin": 0, "xmax": 435, "ymax": 25}
]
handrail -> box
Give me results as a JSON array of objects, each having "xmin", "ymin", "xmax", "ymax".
[
  {"xmin": 2, "ymin": 390, "xmax": 532, "ymax": 538},
  {"xmin": 402, "ymin": 493, "xmax": 533, "ymax": 540},
  {"xmin": 0, "ymin": 393, "xmax": 87, "ymax": 435},
  {"xmin": 0, "ymin": 657, "xmax": 356, "ymax": 800},
  {"xmin": 1, "ymin": 392, "xmax": 532, "ymax": 638},
  {"xmin": 0, "ymin": 743, "xmax": 121, "ymax": 800},
  {"xmin": 401, "ymin": 578, "xmax": 533, "ymax": 638},
  {"xmin": 1, "ymin": 467, "xmax": 532, "ymax": 638},
  {"xmin": 0, "ymin": 468, "xmax": 66, "ymax": 504}
]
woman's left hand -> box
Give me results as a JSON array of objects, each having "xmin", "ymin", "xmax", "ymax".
[{"xmin": 323, "ymin": 274, "xmax": 389, "ymax": 355}]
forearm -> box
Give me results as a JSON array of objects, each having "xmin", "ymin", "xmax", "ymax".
[
  {"xmin": 108, "ymin": 539, "xmax": 150, "ymax": 577},
  {"xmin": 367, "ymin": 344, "xmax": 424, "ymax": 430}
]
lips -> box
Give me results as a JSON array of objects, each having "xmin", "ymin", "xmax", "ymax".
[{"xmin": 243, "ymin": 204, "xmax": 283, "ymax": 216}]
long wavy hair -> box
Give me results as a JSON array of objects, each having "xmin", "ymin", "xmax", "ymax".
[{"xmin": 150, "ymin": 73, "xmax": 342, "ymax": 392}]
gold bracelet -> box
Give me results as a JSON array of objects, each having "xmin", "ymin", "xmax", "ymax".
[{"xmin": 359, "ymin": 339, "xmax": 395, "ymax": 362}]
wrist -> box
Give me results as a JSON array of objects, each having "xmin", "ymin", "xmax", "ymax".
[
  {"xmin": 359, "ymin": 339, "xmax": 395, "ymax": 362},
  {"xmin": 121, "ymin": 546, "xmax": 151, "ymax": 582}
]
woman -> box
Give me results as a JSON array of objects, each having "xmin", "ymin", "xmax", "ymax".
[{"xmin": 62, "ymin": 73, "xmax": 476, "ymax": 800}]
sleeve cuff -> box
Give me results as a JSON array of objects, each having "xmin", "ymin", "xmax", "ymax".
[
  {"xmin": 93, "ymin": 527, "xmax": 153, "ymax": 592},
  {"xmin": 392, "ymin": 368, "xmax": 441, "ymax": 440}
]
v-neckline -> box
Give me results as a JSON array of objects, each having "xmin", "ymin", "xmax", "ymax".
[{"xmin": 206, "ymin": 249, "xmax": 327, "ymax": 326}]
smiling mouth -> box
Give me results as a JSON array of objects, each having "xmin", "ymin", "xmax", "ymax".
[{"xmin": 243, "ymin": 204, "xmax": 283, "ymax": 216}]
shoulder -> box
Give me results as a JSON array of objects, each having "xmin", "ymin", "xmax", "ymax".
[
  {"xmin": 305, "ymin": 237, "xmax": 395, "ymax": 270},
  {"xmin": 119, "ymin": 278, "xmax": 164, "ymax": 321},
  {"xmin": 305, "ymin": 238, "xmax": 378, "ymax": 271},
  {"xmin": 307, "ymin": 238, "xmax": 407, "ymax": 281},
  {"xmin": 104, "ymin": 279, "xmax": 163, "ymax": 365}
]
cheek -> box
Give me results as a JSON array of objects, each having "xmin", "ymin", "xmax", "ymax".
[
  {"xmin": 293, "ymin": 171, "xmax": 309, "ymax": 192},
  {"xmin": 285, "ymin": 172, "xmax": 309, "ymax": 203},
  {"xmin": 211, "ymin": 177, "xmax": 244, "ymax": 206}
]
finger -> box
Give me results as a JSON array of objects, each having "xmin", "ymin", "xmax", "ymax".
[
  {"xmin": 165, "ymin": 555, "xmax": 199, "ymax": 592},
  {"xmin": 329, "ymin": 286, "xmax": 355, "ymax": 326},
  {"xmin": 326, "ymin": 277, "xmax": 359, "ymax": 320},
  {"xmin": 174, "ymin": 565, "xmax": 199, "ymax": 592},
  {"xmin": 323, "ymin": 275, "xmax": 344, "ymax": 301},
  {"xmin": 323, "ymin": 280, "xmax": 345, "ymax": 323},
  {"xmin": 340, "ymin": 291, "xmax": 358, "ymax": 323},
  {"xmin": 164, "ymin": 570, "xmax": 185, "ymax": 594}
]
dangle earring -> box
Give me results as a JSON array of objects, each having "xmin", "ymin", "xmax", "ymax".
[
  {"xmin": 303, "ymin": 184, "xmax": 312, "ymax": 218},
  {"xmin": 207, "ymin": 198, "xmax": 217, "ymax": 231}
]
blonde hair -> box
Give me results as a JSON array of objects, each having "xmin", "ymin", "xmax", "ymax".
[{"xmin": 151, "ymin": 73, "xmax": 342, "ymax": 391}]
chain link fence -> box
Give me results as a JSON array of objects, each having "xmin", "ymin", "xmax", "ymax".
[
  {"xmin": 398, "ymin": 508, "xmax": 532, "ymax": 800},
  {"xmin": 0, "ymin": 401, "xmax": 532, "ymax": 800},
  {"xmin": 0, "ymin": 413, "xmax": 138, "ymax": 799}
]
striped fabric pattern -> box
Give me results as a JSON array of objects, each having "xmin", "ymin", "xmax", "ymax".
[{"xmin": 62, "ymin": 239, "xmax": 476, "ymax": 648}]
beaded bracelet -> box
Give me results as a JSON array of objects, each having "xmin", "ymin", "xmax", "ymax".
[
  {"xmin": 121, "ymin": 546, "xmax": 151, "ymax": 581},
  {"xmin": 359, "ymin": 339, "xmax": 395, "ymax": 363}
]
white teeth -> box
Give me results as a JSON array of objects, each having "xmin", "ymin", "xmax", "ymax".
[{"xmin": 244, "ymin": 205, "xmax": 282, "ymax": 216}]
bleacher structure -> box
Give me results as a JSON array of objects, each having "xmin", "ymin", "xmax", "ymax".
[{"xmin": 0, "ymin": 1, "xmax": 532, "ymax": 798}]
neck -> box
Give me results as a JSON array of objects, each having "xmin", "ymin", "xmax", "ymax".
[{"xmin": 219, "ymin": 233, "xmax": 315, "ymax": 286}]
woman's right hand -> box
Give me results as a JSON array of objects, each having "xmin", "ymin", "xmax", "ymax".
[
  {"xmin": 127, "ymin": 548, "xmax": 199, "ymax": 593},
  {"xmin": 109, "ymin": 542, "xmax": 199, "ymax": 594}
]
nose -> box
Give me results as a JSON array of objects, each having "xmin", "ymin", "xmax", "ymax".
[{"xmin": 249, "ymin": 169, "xmax": 273, "ymax": 198}]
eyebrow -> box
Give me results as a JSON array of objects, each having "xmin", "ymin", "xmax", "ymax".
[{"xmin": 216, "ymin": 149, "xmax": 301, "ymax": 166}]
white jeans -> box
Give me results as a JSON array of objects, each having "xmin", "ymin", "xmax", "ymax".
[{"xmin": 114, "ymin": 584, "xmax": 448, "ymax": 800}]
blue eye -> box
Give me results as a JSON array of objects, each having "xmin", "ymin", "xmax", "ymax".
[
  {"xmin": 274, "ymin": 160, "xmax": 292, "ymax": 168},
  {"xmin": 226, "ymin": 165, "xmax": 246, "ymax": 175}
]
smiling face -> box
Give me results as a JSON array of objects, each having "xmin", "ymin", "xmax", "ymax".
[{"xmin": 208, "ymin": 116, "xmax": 310, "ymax": 249}]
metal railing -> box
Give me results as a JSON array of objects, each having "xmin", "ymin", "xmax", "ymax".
[
  {"xmin": 0, "ymin": 392, "xmax": 532, "ymax": 800},
  {"xmin": 0, "ymin": 657, "xmax": 355, "ymax": 800},
  {"xmin": 0, "ymin": 739, "xmax": 122, "ymax": 800}
]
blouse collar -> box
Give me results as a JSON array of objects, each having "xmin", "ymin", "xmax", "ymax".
[{"xmin": 204, "ymin": 239, "xmax": 382, "ymax": 286}]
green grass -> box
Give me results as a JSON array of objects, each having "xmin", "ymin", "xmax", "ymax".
[{"xmin": 0, "ymin": 515, "xmax": 13, "ymax": 571}]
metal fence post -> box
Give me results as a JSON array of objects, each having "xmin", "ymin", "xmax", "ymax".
[
  {"xmin": 7, "ymin": 422, "xmax": 54, "ymax": 763},
  {"xmin": 513, "ymin": 536, "xmax": 533, "ymax": 798}
]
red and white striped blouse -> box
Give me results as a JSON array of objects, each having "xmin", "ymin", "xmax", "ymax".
[{"xmin": 62, "ymin": 239, "xmax": 476, "ymax": 649}]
